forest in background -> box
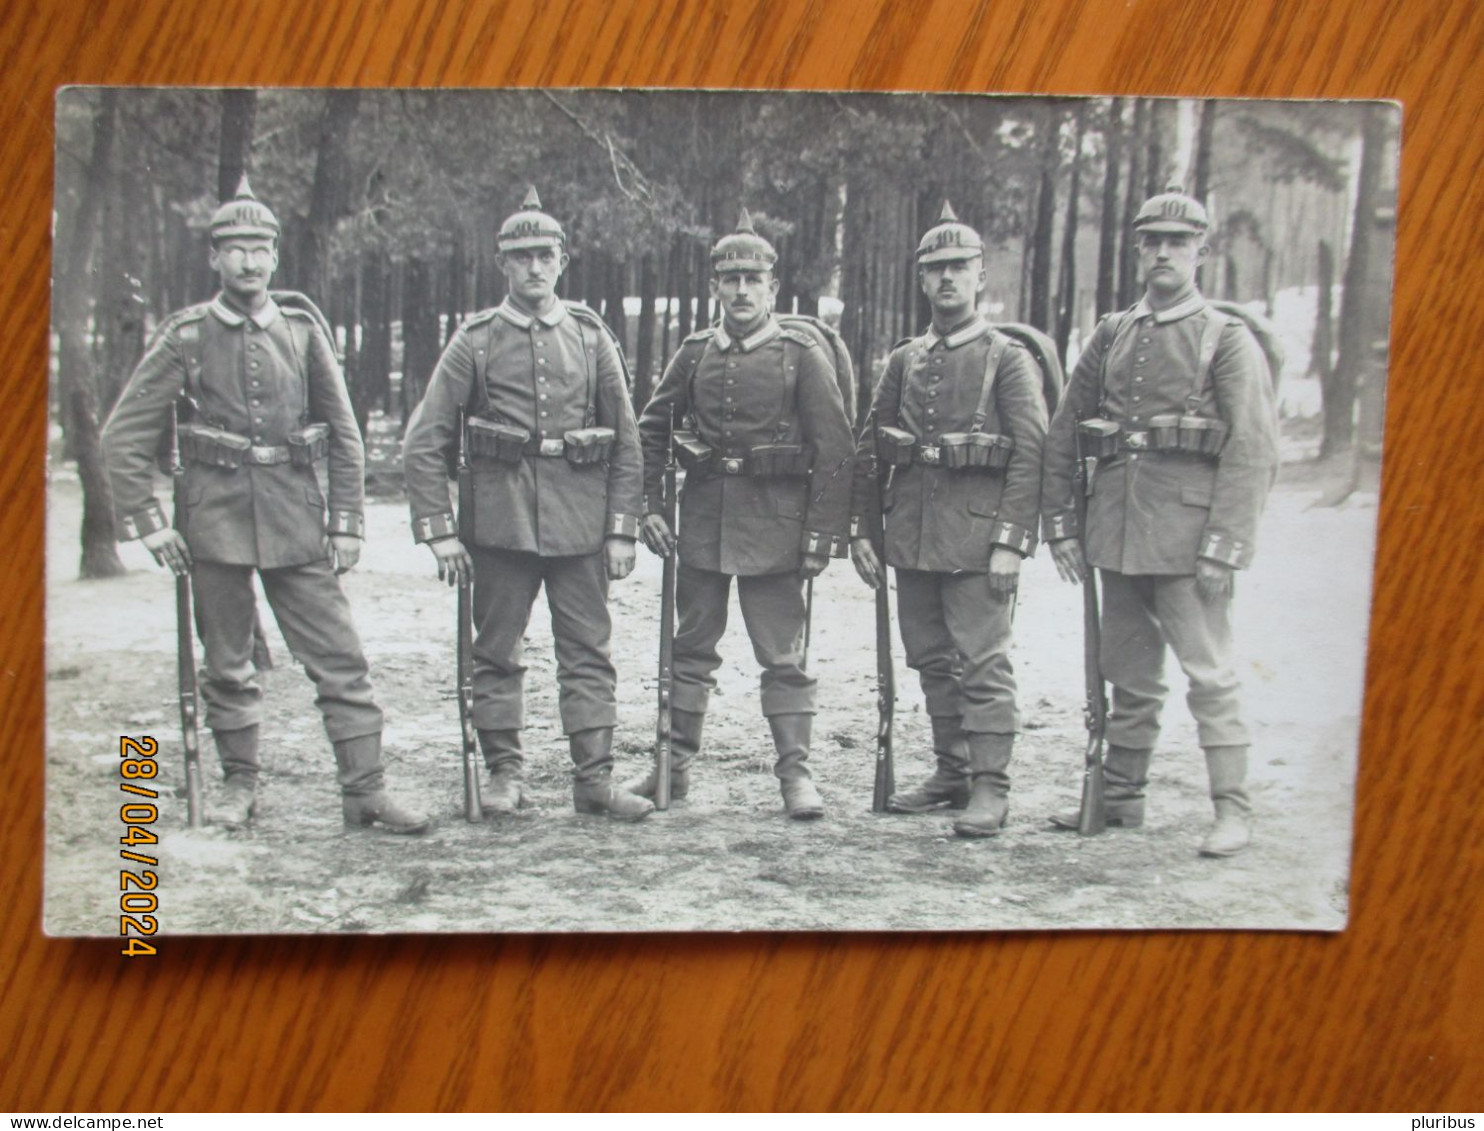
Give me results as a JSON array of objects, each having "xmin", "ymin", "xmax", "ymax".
[{"xmin": 51, "ymin": 89, "xmax": 1399, "ymax": 578}]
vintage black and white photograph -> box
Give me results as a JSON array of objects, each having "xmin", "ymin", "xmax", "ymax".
[{"xmin": 45, "ymin": 88, "xmax": 1399, "ymax": 935}]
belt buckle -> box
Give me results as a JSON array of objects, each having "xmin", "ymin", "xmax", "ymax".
[
  {"xmin": 722, "ymin": 457, "xmax": 744, "ymax": 476},
  {"xmin": 540, "ymin": 438, "xmax": 565, "ymax": 457},
  {"xmin": 1124, "ymin": 432, "xmax": 1147, "ymax": 451},
  {"xmin": 251, "ymin": 446, "xmax": 275, "ymax": 464},
  {"xmin": 918, "ymin": 445, "xmax": 940, "ymax": 465}
]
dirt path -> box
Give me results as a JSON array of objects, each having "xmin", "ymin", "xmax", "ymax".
[{"xmin": 43, "ymin": 460, "xmax": 1374, "ymax": 935}]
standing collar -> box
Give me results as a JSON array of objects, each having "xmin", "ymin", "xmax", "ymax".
[
  {"xmin": 496, "ymin": 298, "xmax": 569, "ymax": 329},
  {"xmin": 1132, "ymin": 291, "xmax": 1207, "ymax": 324},
  {"xmin": 925, "ymin": 313, "xmax": 990, "ymax": 350},
  {"xmin": 210, "ymin": 295, "xmax": 281, "ymax": 330},
  {"xmin": 714, "ymin": 316, "xmax": 781, "ymax": 353}
]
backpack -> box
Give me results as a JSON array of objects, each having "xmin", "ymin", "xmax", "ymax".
[
  {"xmin": 775, "ymin": 313, "xmax": 857, "ymax": 424},
  {"xmin": 1205, "ymin": 300, "xmax": 1285, "ymax": 394},
  {"xmin": 989, "ymin": 321, "xmax": 1066, "ymax": 417}
]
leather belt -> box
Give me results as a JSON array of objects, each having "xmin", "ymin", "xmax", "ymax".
[
  {"xmin": 1118, "ymin": 430, "xmax": 1152, "ymax": 453},
  {"xmin": 521, "ymin": 438, "xmax": 569, "ymax": 458}
]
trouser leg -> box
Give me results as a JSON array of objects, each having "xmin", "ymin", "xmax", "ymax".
[
  {"xmin": 1151, "ymin": 576, "xmax": 1250, "ymax": 749},
  {"xmin": 670, "ymin": 563, "xmax": 732, "ymax": 715},
  {"xmin": 894, "ymin": 569, "xmax": 965, "ymax": 720},
  {"xmin": 542, "ymin": 552, "xmax": 619, "ymax": 734},
  {"xmin": 191, "ymin": 561, "xmax": 262, "ymax": 734},
  {"xmin": 940, "ymin": 571, "xmax": 1019, "ymax": 735},
  {"xmin": 468, "ymin": 547, "xmax": 544, "ymax": 732},
  {"xmin": 736, "ymin": 572, "xmax": 816, "ymax": 717},
  {"xmin": 258, "ymin": 560, "xmax": 383, "ymax": 743},
  {"xmin": 1099, "ymin": 571, "xmax": 1169, "ymax": 752}
]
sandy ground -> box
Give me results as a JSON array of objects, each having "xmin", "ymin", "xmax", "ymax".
[{"xmin": 43, "ymin": 421, "xmax": 1377, "ymax": 935}]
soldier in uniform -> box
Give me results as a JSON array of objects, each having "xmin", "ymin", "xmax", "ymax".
[
  {"xmin": 633, "ymin": 211, "xmax": 855, "ymax": 818},
  {"xmin": 101, "ymin": 178, "xmax": 429, "ymax": 833},
  {"xmin": 401, "ymin": 188, "xmax": 652, "ymax": 821},
  {"xmin": 849, "ymin": 203, "xmax": 1047, "ymax": 838},
  {"xmin": 1042, "ymin": 186, "xmax": 1279, "ymax": 857}
]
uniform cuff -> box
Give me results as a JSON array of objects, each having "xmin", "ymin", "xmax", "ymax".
[
  {"xmin": 989, "ymin": 521, "xmax": 1036, "ymax": 557},
  {"xmin": 831, "ymin": 534, "xmax": 849, "ymax": 559},
  {"xmin": 1043, "ymin": 512, "xmax": 1078, "ymax": 542},
  {"xmin": 118, "ymin": 501, "xmax": 169, "ymax": 542},
  {"xmin": 327, "ymin": 511, "xmax": 365, "ymax": 538},
  {"xmin": 414, "ymin": 513, "xmax": 458, "ymax": 543},
  {"xmin": 802, "ymin": 531, "xmax": 833, "ymax": 557},
  {"xmin": 849, "ymin": 516, "xmax": 867, "ymax": 539},
  {"xmin": 607, "ymin": 513, "xmax": 639, "ymax": 539},
  {"xmin": 1199, "ymin": 532, "xmax": 1251, "ymax": 569}
]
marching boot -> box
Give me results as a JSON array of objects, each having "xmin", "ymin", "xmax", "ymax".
[
  {"xmin": 1049, "ymin": 745, "xmax": 1152, "ymax": 830},
  {"xmin": 334, "ymin": 733, "xmax": 431, "ymax": 834},
  {"xmin": 769, "ymin": 713, "xmax": 824, "ymax": 820},
  {"xmin": 622, "ymin": 709, "xmax": 703, "ymax": 801},
  {"xmin": 570, "ymin": 728, "xmax": 654, "ymax": 821},
  {"xmin": 952, "ymin": 733, "xmax": 1013, "ymax": 838},
  {"xmin": 208, "ymin": 725, "xmax": 260, "ymax": 830},
  {"xmin": 477, "ymin": 728, "xmax": 525, "ymax": 815},
  {"xmin": 1199, "ymin": 745, "xmax": 1252, "ymax": 857},
  {"xmin": 887, "ymin": 715, "xmax": 970, "ymax": 813}
]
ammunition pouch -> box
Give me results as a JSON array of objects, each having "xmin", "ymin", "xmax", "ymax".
[
  {"xmin": 287, "ymin": 423, "xmax": 331, "ymax": 468},
  {"xmin": 466, "ymin": 417, "xmax": 530, "ymax": 465},
  {"xmin": 876, "ymin": 426, "xmax": 917, "ymax": 468},
  {"xmin": 673, "ymin": 430, "xmax": 714, "ymax": 475},
  {"xmin": 937, "ymin": 431, "xmax": 1014, "ymax": 471},
  {"xmin": 1075, "ymin": 418, "xmax": 1122, "ymax": 459},
  {"xmin": 1153, "ymin": 413, "xmax": 1229, "ymax": 456},
  {"xmin": 562, "ymin": 426, "xmax": 616, "ymax": 467},
  {"xmin": 177, "ymin": 423, "xmax": 252, "ymax": 469},
  {"xmin": 745, "ymin": 443, "xmax": 813, "ymax": 477}
]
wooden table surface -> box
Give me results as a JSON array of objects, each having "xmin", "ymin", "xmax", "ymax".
[{"xmin": 3, "ymin": 0, "xmax": 1481, "ymax": 1113}]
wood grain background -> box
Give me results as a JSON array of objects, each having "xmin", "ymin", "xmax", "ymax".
[{"xmin": 3, "ymin": 0, "xmax": 1481, "ymax": 1112}]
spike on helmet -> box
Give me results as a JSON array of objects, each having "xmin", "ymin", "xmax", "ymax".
[
  {"xmin": 209, "ymin": 174, "xmax": 280, "ymax": 243},
  {"xmin": 711, "ymin": 207, "xmax": 778, "ymax": 273},
  {"xmin": 916, "ymin": 199, "xmax": 983, "ymax": 264},
  {"xmin": 1132, "ymin": 184, "xmax": 1210, "ymax": 235},
  {"xmin": 498, "ymin": 185, "xmax": 566, "ymax": 252}
]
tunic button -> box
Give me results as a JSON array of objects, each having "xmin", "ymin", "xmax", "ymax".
[
  {"xmin": 249, "ymin": 362, "xmax": 260, "ymax": 370},
  {"xmin": 928, "ymin": 391, "xmax": 938, "ymax": 399},
  {"xmin": 1135, "ymin": 376, "xmax": 1144, "ymax": 383},
  {"xmin": 253, "ymin": 416, "xmax": 263, "ymax": 424},
  {"xmin": 538, "ymin": 359, "xmax": 548, "ymax": 365},
  {"xmin": 927, "ymin": 408, "xmax": 937, "ymax": 416},
  {"xmin": 539, "ymin": 376, "xmax": 547, "ymax": 383},
  {"xmin": 727, "ymin": 362, "xmax": 738, "ymax": 369},
  {"xmin": 1133, "ymin": 395, "xmax": 1141, "ymax": 402},
  {"xmin": 539, "ymin": 394, "xmax": 548, "ymax": 401},
  {"xmin": 540, "ymin": 411, "xmax": 548, "ymax": 418},
  {"xmin": 251, "ymin": 398, "xmax": 261, "ymax": 407},
  {"xmin": 724, "ymin": 397, "xmax": 732, "ymax": 404},
  {"xmin": 1136, "ymin": 356, "xmax": 1146, "ymax": 363}
]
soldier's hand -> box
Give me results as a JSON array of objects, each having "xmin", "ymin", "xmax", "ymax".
[
  {"xmin": 326, "ymin": 534, "xmax": 362, "ymax": 574},
  {"xmin": 1049, "ymin": 537, "xmax": 1088, "ymax": 585},
  {"xmin": 641, "ymin": 513, "xmax": 675, "ymax": 557},
  {"xmin": 142, "ymin": 527, "xmax": 192, "ymax": 576},
  {"xmin": 987, "ymin": 547, "xmax": 1022, "ymax": 603},
  {"xmin": 604, "ymin": 536, "xmax": 637, "ymax": 581},
  {"xmin": 850, "ymin": 537, "xmax": 883, "ymax": 590},
  {"xmin": 429, "ymin": 537, "xmax": 474, "ymax": 587},
  {"xmin": 1195, "ymin": 558, "xmax": 1234, "ymax": 604},
  {"xmin": 799, "ymin": 552, "xmax": 829, "ymax": 580}
]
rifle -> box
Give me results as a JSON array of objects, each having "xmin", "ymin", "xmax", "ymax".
[
  {"xmin": 456, "ymin": 408, "xmax": 484, "ymax": 822},
  {"xmin": 869, "ymin": 439, "xmax": 895, "ymax": 813},
  {"xmin": 1074, "ymin": 425, "xmax": 1108, "ymax": 835},
  {"xmin": 170, "ymin": 403, "xmax": 204, "ymax": 829},
  {"xmin": 654, "ymin": 409, "xmax": 678, "ymax": 810}
]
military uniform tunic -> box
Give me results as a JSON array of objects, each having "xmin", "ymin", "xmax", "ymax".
[
  {"xmin": 1040, "ymin": 292, "xmax": 1279, "ymax": 750},
  {"xmin": 101, "ymin": 295, "xmax": 381, "ymax": 742},
  {"xmin": 851, "ymin": 315, "xmax": 1047, "ymax": 734},
  {"xmin": 401, "ymin": 299, "xmax": 643, "ymax": 734},
  {"xmin": 637, "ymin": 317, "xmax": 855, "ymax": 716}
]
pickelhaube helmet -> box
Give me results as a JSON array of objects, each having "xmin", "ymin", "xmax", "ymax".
[
  {"xmin": 497, "ymin": 186, "xmax": 566, "ymax": 252},
  {"xmin": 209, "ymin": 175, "xmax": 280, "ymax": 243},
  {"xmin": 1132, "ymin": 184, "xmax": 1210, "ymax": 235},
  {"xmin": 916, "ymin": 200, "xmax": 984, "ymax": 264},
  {"xmin": 710, "ymin": 208, "xmax": 778, "ymax": 273}
]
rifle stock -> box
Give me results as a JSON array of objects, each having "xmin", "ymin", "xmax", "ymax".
[
  {"xmin": 870, "ymin": 444, "xmax": 895, "ymax": 813},
  {"xmin": 170, "ymin": 403, "xmax": 204, "ymax": 829},
  {"xmin": 1074, "ymin": 429, "xmax": 1108, "ymax": 835},
  {"xmin": 654, "ymin": 412, "xmax": 678, "ymax": 810},
  {"xmin": 456, "ymin": 409, "xmax": 483, "ymax": 822}
]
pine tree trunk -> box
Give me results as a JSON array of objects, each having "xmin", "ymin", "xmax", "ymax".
[
  {"xmin": 400, "ymin": 258, "xmax": 440, "ymax": 431},
  {"xmin": 1056, "ymin": 105, "xmax": 1086, "ymax": 358},
  {"xmin": 1096, "ymin": 97, "xmax": 1124, "ymax": 317},
  {"xmin": 635, "ymin": 252, "xmax": 657, "ymax": 409},
  {"xmin": 1119, "ymin": 100, "xmax": 1149, "ymax": 308},
  {"xmin": 56, "ymin": 89, "xmax": 125, "ymax": 579},
  {"xmin": 300, "ymin": 91, "xmax": 360, "ymax": 303},
  {"xmin": 216, "ymin": 90, "xmax": 257, "ymax": 203},
  {"xmin": 1028, "ymin": 110, "xmax": 1058, "ymax": 333},
  {"xmin": 1310, "ymin": 239, "xmax": 1335, "ymax": 379}
]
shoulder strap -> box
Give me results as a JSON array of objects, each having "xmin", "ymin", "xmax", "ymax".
[
  {"xmin": 1096, "ymin": 310, "xmax": 1132, "ymax": 418},
  {"xmin": 280, "ymin": 310, "xmax": 315, "ymax": 425},
  {"xmin": 896, "ymin": 333, "xmax": 933, "ymax": 420},
  {"xmin": 1188, "ymin": 305, "xmax": 1227, "ymax": 411},
  {"xmin": 776, "ymin": 335, "xmax": 799, "ymax": 440},
  {"xmin": 970, "ymin": 331, "xmax": 1009, "ymax": 433},
  {"xmin": 465, "ymin": 316, "xmax": 497, "ymax": 417}
]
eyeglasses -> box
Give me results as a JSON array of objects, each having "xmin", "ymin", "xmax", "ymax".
[{"xmin": 218, "ymin": 246, "xmax": 276, "ymax": 267}]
